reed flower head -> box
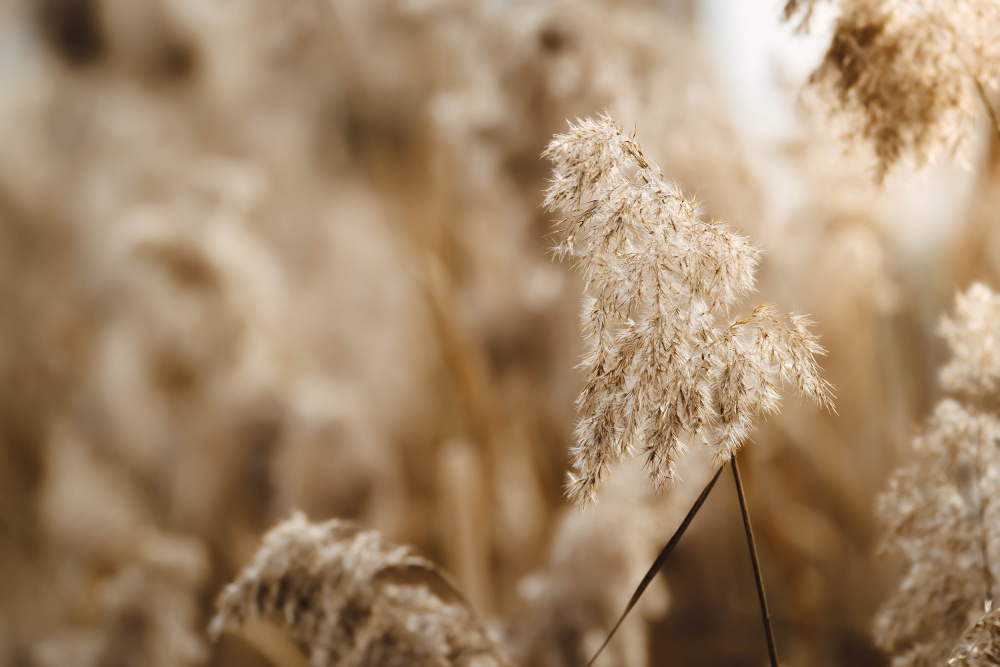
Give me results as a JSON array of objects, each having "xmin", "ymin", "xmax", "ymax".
[
  {"xmin": 786, "ymin": 0, "xmax": 1000, "ymax": 180},
  {"xmin": 940, "ymin": 283, "xmax": 1000, "ymax": 396},
  {"xmin": 210, "ymin": 513, "xmax": 509, "ymax": 667},
  {"xmin": 544, "ymin": 114, "xmax": 833, "ymax": 504},
  {"xmin": 875, "ymin": 284, "xmax": 1000, "ymax": 666},
  {"xmin": 949, "ymin": 607, "xmax": 1000, "ymax": 666}
]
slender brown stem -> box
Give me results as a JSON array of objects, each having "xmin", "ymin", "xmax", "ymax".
[
  {"xmin": 976, "ymin": 480, "xmax": 994, "ymax": 605},
  {"xmin": 973, "ymin": 434, "xmax": 995, "ymax": 604},
  {"xmin": 975, "ymin": 78, "xmax": 1000, "ymax": 144},
  {"xmin": 731, "ymin": 454, "xmax": 779, "ymax": 667},
  {"xmin": 968, "ymin": 391, "xmax": 996, "ymax": 606},
  {"xmin": 585, "ymin": 465, "xmax": 725, "ymax": 667}
]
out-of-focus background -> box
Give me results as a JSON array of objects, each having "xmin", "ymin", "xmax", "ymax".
[{"xmin": 1, "ymin": 0, "xmax": 998, "ymax": 665}]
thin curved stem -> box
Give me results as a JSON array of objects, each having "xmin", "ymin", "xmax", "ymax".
[
  {"xmin": 975, "ymin": 78, "xmax": 1000, "ymax": 144},
  {"xmin": 585, "ymin": 465, "xmax": 725, "ymax": 667},
  {"xmin": 732, "ymin": 454, "xmax": 779, "ymax": 667},
  {"xmin": 974, "ymin": 438, "xmax": 995, "ymax": 605}
]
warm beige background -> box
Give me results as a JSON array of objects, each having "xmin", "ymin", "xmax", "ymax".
[{"xmin": 1, "ymin": 1, "xmax": 998, "ymax": 665}]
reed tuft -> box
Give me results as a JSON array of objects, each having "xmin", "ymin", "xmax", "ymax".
[
  {"xmin": 875, "ymin": 284, "xmax": 1000, "ymax": 666},
  {"xmin": 210, "ymin": 513, "xmax": 510, "ymax": 667},
  {"xmin": 544, "ymin": 113, "xmax": 833, "ymax": 504},
  {"xmin": 949, "ymin": 607, "xmax": 1000, "ymax": 666},
  {"xmin": 786, "ymin": 0, "xmax": 1000, "ymax": 180}
]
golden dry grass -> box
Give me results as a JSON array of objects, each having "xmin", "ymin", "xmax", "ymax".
[{"xmin": 2, "ymin": 0, "xmax": 1000, "ymax": 666}]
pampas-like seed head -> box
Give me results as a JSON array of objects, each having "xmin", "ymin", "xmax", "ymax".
[
  {"xmin": 876, "ymin": 284, "xmax": 1000, "ymax": 666},
  {"xmin": 948, "ymin": 610, "xmax": 1000, "ymax": 667},
  {"xmin": 544, "ymin": 114, "xmax": 833, "ymax": 504},
  {"xmin": 940, "ymin": 283, "xmax": 1000, "ymax": 396},
  {"xmin": 210, "ymin": 513, "xmax": 509, "ymax": 667},
  {"xmin": 786, "ymin": 0, "xmax": 1000, "ymax": 181},
  {"xmin": 949, "ymin": 607, "xmax": 1000, "ymax": 666}
]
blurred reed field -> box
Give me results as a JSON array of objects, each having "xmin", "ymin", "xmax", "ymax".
[{"xmin": 2, "ymin": 0, "xmax": 1000, "ymax": 665}]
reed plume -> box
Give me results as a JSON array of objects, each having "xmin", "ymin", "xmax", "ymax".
[
  {"xmin": 210, "ymin": 513, "xmax": 509, "ymax": 667},
  {"xmin": 949, "ymin": 607, "xmax": 1000, "ymax": 666},
  {"xmin": 875, "ymin": 284, "xmax": 1000, "ymax": 666},
  {"xmin": 544, "ymin": 114, "xmax": 833, "ymax": 505},
  {"xmin": 785, "ymin": 0, "xmax": 1000, "ymax": 180}
]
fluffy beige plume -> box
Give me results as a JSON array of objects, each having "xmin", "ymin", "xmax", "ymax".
[
  {"xmin": 875, "ymin": 284, "xmax": 1000, "ymax": 667},
  {"xmin": 210, "ymin": 513, "xmax": 509, "ymax": 667},
  {"xmin": 949, "ymin": 607, "xmax": 1000, "ymax": 666},
  {"xmin": 940, "ymin": 284, "xmax": 1000, "ymax": 395},
  {"xmin": 544, "ymin": 114, "xmax": 833, "ymax": 504},
  {"xmin": 786, "ymin": 0, "xmax": 1000, "ymax": 180}
]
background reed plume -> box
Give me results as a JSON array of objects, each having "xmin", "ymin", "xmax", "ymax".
[
  {"xmin": 875, "ymin": 284, "xmax": 1000, "ymax": 666},
  {"xmin": 785, "ymin": 0, "xmax": 1000, "ymax": 180},
  {"xmin": 210, "ymin": 513, "xmax": 508, "ymax": 667}
]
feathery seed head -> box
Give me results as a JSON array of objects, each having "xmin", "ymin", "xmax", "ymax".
[
  {"xmin": 210, "ymin": 513, "xmax": 509, "ymax": 667},
  {"xmin": 787, "ymin": 0, "xmax": 1000, "ymax": 181},
  {"xmin": 876, "ymin": 284, "xmax": 1000, "ymax": 666},
  {"xmin": 545, "ymin": 114, "xmax": 833, "ymax": 504},
  {"xmin": 940, "ymin": 283, "xmax": 1000, "ymax": 396},
  {"xmin": 949, "ymin": 608, "xmax": 1000, "ymax": 666}
]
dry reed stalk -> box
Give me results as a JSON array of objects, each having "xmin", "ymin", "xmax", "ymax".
[
  {"xmin": 584, "ymin": 465, "xmax": 723, "ymax": 667},
  {"xmin": 544, "ymin": 113, "xmax": 833, "ymax": 666},
  {"xmin": 511, "ymin": 459, "xmax": 670, "ymax": 667},
  {"xmin": 731, "ymin": 455, "xmax": 779, "ymax": 666}
]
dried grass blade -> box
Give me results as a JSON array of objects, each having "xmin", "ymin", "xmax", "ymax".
[
  {"xmin": 975, "ymin": 78, "xmax": 1000, "ymax": 143},
  {"xmin": 585, "ymin": 464, "xmax": 725, "ymax": 667},
  {"xmin": 732, "ymin": 454, "xmax": 779, "ymax": 667}
]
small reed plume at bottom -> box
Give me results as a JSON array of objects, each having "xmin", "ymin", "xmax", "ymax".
[{"xmin": 209, "ymin": 512, "xmax": 510, "ymax": 667}]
